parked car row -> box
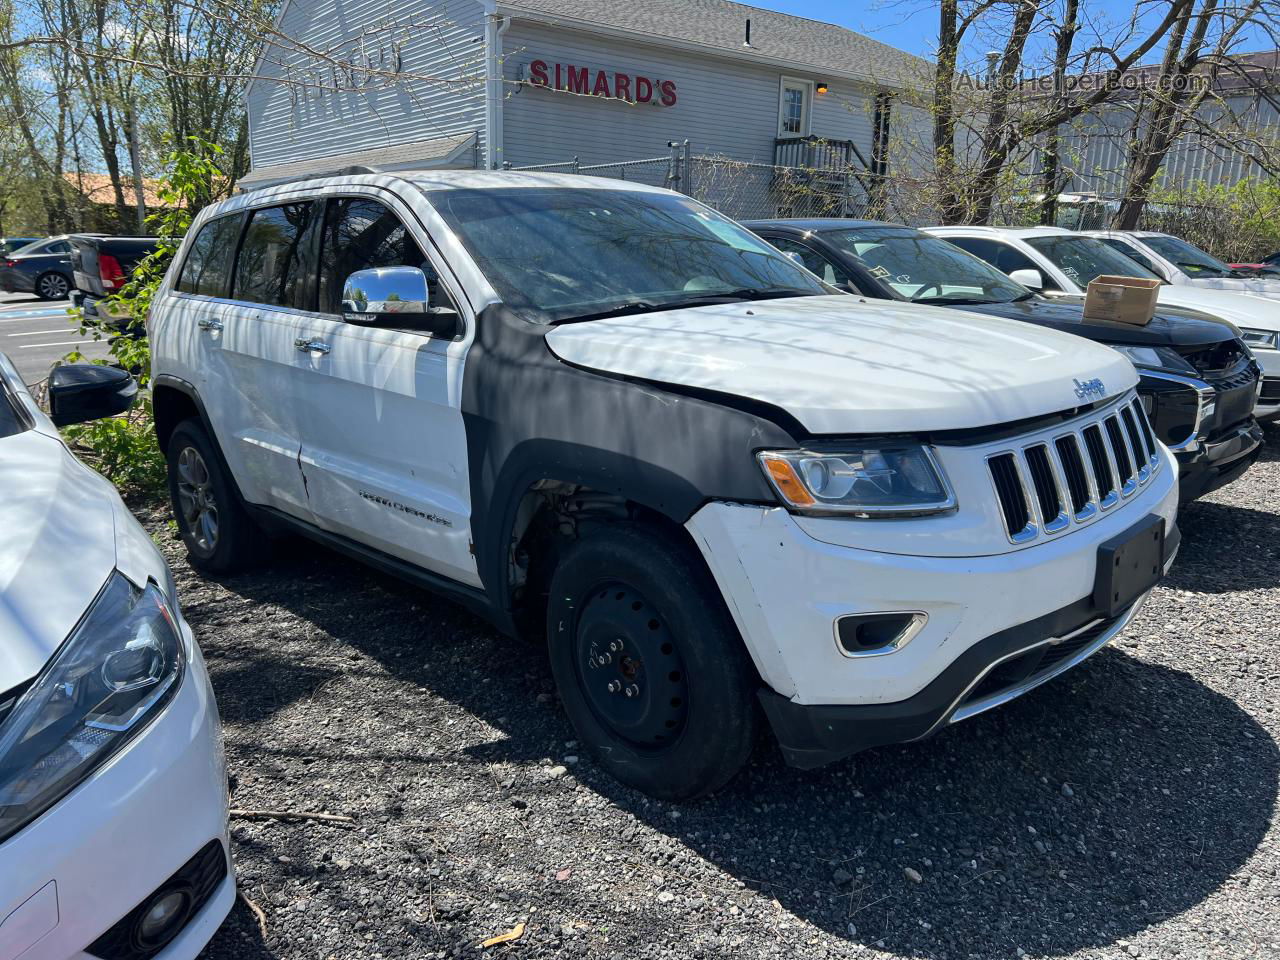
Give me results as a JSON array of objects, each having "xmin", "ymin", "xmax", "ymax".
[
  {"xmin": 748, "ymin": 219, "xmax": 1269, "ymax": 501},
  {"xmin": 3, "ymin": 171, "xmax": 1277, "ymax": 959},
  {"xmin": 0, "ymin": 233, "xmax": 158, "ymax": 313}
]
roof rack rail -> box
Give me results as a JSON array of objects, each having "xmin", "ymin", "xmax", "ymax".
[{"xmin": 236, "ymin": 164, "xmax": 384, "ymax": 193}]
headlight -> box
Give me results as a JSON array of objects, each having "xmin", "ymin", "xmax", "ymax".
[
  {"xmin": 0, "ymin": 573, "xmax": 183, "ymax": 844},
  {"xmin": 1241, "ymin": 327, "xmax": 1278, "ymax": 350},
  {"xmin": 758, "ymin": 444, "xmax": 957, "ymax": 517},
  {"xmin": 1110, "ymin": 344, "xmax": 1197, "ymax": 372}
]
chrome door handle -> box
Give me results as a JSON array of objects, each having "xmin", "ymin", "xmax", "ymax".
[
  {"xmin": 294, "ymin": 337, "xmax": 331, "ymax": 354},
  {"xmin": 197, "ymin": 318, "xmax": 223, "ymax": 331}
]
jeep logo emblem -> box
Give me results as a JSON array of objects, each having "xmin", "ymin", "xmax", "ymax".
[{"xmin": 1073, "ymin": 377, "xmax": 1106, "ymax": 401}]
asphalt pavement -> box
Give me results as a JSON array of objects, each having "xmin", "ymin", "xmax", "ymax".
[{"xmin": 0, "ymin": 292, "xmax": 111, "ymax": 384}]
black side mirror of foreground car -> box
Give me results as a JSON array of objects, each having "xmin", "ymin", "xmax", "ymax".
[{"xmin": 48, "ymin": 363, "xmax": 137, "ymax": 426}]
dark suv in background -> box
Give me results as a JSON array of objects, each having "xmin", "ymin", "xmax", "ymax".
[
  {"xmin": 68, "ymin": 235, "xmax": 160, "ymax": 325},
  {"xmin": 747, "ymin": 218, "xmax": 1263, "ymax": 501}
]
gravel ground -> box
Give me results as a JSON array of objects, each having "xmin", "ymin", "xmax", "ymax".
[{"xmin": 150, "ymin": 426, "xmax": 1280, "ymax": 960}]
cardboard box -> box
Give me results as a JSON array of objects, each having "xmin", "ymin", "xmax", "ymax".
[{"xmin": 1083, "ymin": 275, "xmax": 1161, "ymax": 326}]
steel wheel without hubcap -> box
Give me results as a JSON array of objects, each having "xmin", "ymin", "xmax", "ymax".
[
  {"xmin": 37, "ymin": 273, "xmax": 69, "ymax": 299},
  {"xmin": 175, "ymin": 446, "xmax": 219, "ymax": 552},
  {"xmin": 575, "ymin": 582, "xmax": 690, "ymax": 750}
]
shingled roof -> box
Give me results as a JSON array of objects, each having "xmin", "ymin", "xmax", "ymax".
[{"xmin": 497, "ymin": 0, "xmax": 931, "ymax": 89}]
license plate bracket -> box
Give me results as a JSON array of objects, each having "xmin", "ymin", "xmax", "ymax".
[{"xmin": 1093, "ymin": 514, "xmax": 1165, "ymax": 617}]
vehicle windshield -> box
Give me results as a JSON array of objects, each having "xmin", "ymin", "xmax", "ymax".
[
  {"xmin": 425, "ymin": 187, "xmax": 829, "ymax": 322},
  {"xmin": 823, "ymin": 226, "xmax": 1032, "ymax": 304},
  {"xmin": 1140, "ymin": 235, "xmax": 1236, "ymax": 279},
  {"xmin": 1024, "ymin": 235, "xmax": 1162, "ymax": 289},
  {"xmin": 1094, "ymin": 237, "xmax": 1163, "ymax": 275}
]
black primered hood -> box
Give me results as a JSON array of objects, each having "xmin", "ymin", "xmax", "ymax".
[{"xmin": 952, "ymin": 295, "xmax": 1235, "ymax": 348}]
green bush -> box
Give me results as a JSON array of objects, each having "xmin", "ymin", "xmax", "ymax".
[{"xmin": 60, "ymin": 138, "xmax": 226, "ymax": 499}]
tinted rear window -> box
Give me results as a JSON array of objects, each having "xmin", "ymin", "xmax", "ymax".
[
  {"xmin": 177, "ymin": 215, "xmax": 242, "ymax": 297},
  {"xmin": 231, "ymin": 203, "xmax": 315, "ymax": 308}
]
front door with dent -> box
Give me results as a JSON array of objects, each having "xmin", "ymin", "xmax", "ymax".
[
  {"xmin": 291, "ymin": 194, "xmax": 479, "ymax": 587},
  {"xmin": 184, "ymin": 201, "xmax": 314, "ymax": 516}
]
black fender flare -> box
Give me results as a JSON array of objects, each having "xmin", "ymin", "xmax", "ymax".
[{"xmin": 461, "ymin": 304, "xmax": 798, "ymax": 624}]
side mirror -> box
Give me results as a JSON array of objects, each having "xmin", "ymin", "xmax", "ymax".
[
  {"xmin": 783, "ymin": 251, "xmax": 805, "ymax": 266},
  {"xmin": 48, "ymin": 364, "xmax": 137, "ymax": 426},
  {"xmin": 341, "ymin": 265, "xmax": 454, "ymax": 335},
  {"xmin": 1008, "ymin": 268, "xmax": 1044, "ymax": 290}
]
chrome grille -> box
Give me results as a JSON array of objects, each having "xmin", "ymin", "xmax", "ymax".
[{"xmin": 987, "ymin": 396, "xmax": 1161, "ymax": 544}]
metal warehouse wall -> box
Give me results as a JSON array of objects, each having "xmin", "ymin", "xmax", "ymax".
[
  {"xmin": 247, "ymin": 0, "xmax": 488, "ymax": 171},
  {"xmin": 1051, "ymin": 93, "xmax": 1280, "ymax": 194},
  {"xmin": 498, "ymin": 20, "xmax": 879, "ymax": 168}
]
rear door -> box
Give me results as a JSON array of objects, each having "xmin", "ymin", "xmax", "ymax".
[
  {"xmin": 171, "ymin": 202, "xmax": 314, "ymax": 516},
  {"xmin": 290, "ymin": 192, "xmax": 479, "ymax": 587}
]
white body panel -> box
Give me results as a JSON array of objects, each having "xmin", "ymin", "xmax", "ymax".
[
  {"xmin": 0, "ymin": 355, "xmax": 232, "ymax": 959},
  {"xmin": 546, "ymin": 295, "xmax": 1138, "ymax": 434},
  {"xmin": 177, "ymin": 294, "xmax": 311, "ymax": 515},
  {"xmin": 292, "ymin": 318, "xmax": 480, "ymax": 586},
  {"xmin": 0, "ymin": 427, "xmax": 118, "ymax": 690}
]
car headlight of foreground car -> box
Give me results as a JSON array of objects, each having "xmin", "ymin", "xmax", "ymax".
[
  {"xmin": 758, "ymin": 444, "xmax": 957, "ymax": 517},
  {"xmin": 0, "ymin": 573, "xmax": 183, "ymax": 844},
  {"xmin": 1240, "ymin": 327, "xmax": 1278, "ymax": 350}
]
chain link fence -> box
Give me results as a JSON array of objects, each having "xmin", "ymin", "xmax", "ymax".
[
  {"xmin": 508, "ymin": 149, "xmax": 931, "ymax": 223},
  {"xmin": 507, "ymin": 148, "xmax": 1272, "ymax": 259}
]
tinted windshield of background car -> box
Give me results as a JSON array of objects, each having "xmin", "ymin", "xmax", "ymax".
[
  {"xmin": 1142, "ymin": 235, "xmax": 1236, "ymax": 278},
  {"xmin": 825, "ymin": 228, "xmax": 1028, "ymax": 303},
  {"xmin": 1024, "ymin": 236, "xmax": 1162, "ymax": 288},
  {"xmin": 425, "ymin": 188, "xmax": 828, "ymax": 322}
]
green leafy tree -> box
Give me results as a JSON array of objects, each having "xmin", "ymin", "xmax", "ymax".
[{"xmin": 61, "ymin": 137, "xmax": 225, "ymax": 496}]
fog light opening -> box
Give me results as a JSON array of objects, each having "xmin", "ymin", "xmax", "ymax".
[
  {"xmin": 135, "ymin": 886, "xmax": 193, "ymax": 950},
  {"xmin": 835, "ymin": 612, "xmax": 927, "ymax": 657}
]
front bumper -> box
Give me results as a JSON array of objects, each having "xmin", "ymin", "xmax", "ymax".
[
  {"xmin": 0, "ymin": 620, "xmax": 232, "ymax": 960},
  {"xmin": 1175, "ymin": 417, "xmax": 1264, "ymax": 500},
  {"xmin": 685, "ymin": 445, "xmax": 1179, "ymax": 768},
  {"xmin": 1255, "ymin": 349, "xmax": 1280, "ymax": 421},
  {"xmin": 0, "ymin": 271, "xmax": 30, "ymax": 294},
  {"xmin": 759, "ymin": 573, "xmax": 1170, "ymax": 768}
]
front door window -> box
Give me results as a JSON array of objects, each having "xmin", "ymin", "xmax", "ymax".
[{"xmin": 779, "ymin": 80, "xmax": 811, "ymax": 137}]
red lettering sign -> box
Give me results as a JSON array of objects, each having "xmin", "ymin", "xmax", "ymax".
[
  {"xmin": 566, "ymin": 65, "xmax": 589, "ymax": 95},
  {"xmin": 525, "ymin": 59, "xmax": 677, "ymax": 106}
]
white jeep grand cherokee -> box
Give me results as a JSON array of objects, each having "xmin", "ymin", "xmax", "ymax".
[{"xmin": 148, "ymin": 172, "xmax": 1179, "ymax": 800}]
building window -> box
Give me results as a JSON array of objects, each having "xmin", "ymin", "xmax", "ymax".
[{"xmin": 778, "ymin": 78, "xmax": 812, "ymax": 137}]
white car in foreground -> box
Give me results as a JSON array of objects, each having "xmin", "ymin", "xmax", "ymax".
[
  {"xmin": 0, "ymin": 355, "xmax": 232, "ymax": 959},
  {"xmin": 928, "ymin": 225, "xmax": 1280, "ymax": 422}
]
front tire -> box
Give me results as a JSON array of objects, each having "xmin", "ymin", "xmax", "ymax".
[
  {"xmin": 546, "ymin": 524, "xmax": 758, "ymax": 801},
  {"xmin": 35, "ymin": 271, "xmax": 70, "ymax": 300},
  {"xmin": 166, "ymin": 419, "xmax": 266, "ymax": 574}
]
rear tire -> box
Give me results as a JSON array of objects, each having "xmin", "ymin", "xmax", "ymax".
[
  {"xmin": 546, "ymin": 523, "xmax": 758, "ymax": 801},
  {"xmin": 166, "ymin": 418, "xmax": 266, "ymax": 574},
  {"xmin": 35, "ymin": 271, "xmax": 70, "ymax": 300}
]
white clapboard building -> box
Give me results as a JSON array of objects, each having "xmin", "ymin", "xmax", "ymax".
[{"xmin": 242, "ymin": 0, "xmax": 929, "ymax": 189}]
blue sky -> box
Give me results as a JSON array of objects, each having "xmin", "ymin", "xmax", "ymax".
[
  {"xmin": 750, "ymin": 1, "xmax": 1276, "ymax": 67},
  {"xmin": 750, "ymin": 1, "xmax": 938, "ymax": 58}
]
